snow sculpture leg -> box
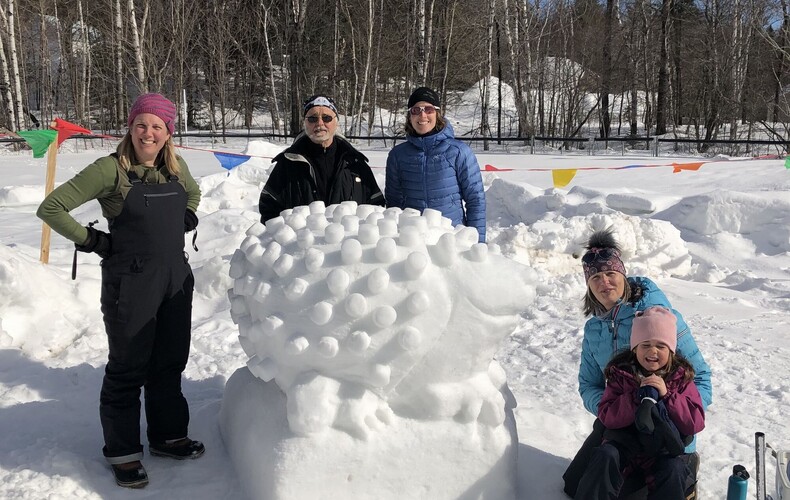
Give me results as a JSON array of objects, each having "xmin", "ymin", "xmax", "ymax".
[{"xmin": 220, "ymin": 204, "xmax": 537, "ymax": 500}]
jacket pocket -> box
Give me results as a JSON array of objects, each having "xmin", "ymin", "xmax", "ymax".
[{"xmin": 100, "ymin": 273, "xmax": 131, "ymax": 324}]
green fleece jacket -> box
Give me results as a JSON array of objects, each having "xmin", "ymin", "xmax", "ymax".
[{"xmin": 36, "ymin": 155, "xmax": 201, "ymax": 245}]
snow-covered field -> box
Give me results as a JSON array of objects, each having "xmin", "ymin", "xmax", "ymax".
[{"xmin": 1, "ymin": 133, "xmax": 789, "ymax": 499}]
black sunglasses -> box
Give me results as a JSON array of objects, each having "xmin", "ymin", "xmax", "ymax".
[
  {"xmin": 306, "ymin": 115, "xmax": 334, "ymax": 124},
  {"xmin": 581, "ymin": 247, "xmax": 619, "ymax": 263}
]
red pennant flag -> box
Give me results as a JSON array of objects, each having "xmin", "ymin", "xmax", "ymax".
[
  {"xmin": 483, "ymin": 164, "xmax": 513, "ymax": 172},
  {"xmin": 53, "ymin": 117, "xmax": 92, "ymax": 146}
]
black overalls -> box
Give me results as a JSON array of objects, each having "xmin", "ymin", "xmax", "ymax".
[{"xmin": 99, "ymin": 168, "xmax": 194, "ymax": 464}]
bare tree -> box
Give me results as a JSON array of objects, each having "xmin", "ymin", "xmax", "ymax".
[
  {"xmin": 0, "ymin": 5, "xmax": 14, "ymax": 130},
  {"xmin": 128, "ymin": 0, "xmax": 147, "ymax": 94},
  {"xmin": 655, "ymin": 0, "xmax": 672, "ymax": 135},
  {"xmin": 286, "ymin": 0, "xmax": 308, "ymax": 134},
  {"xmin": 599, "ymin": 0, "xmax": 616, "ymax": 137},
  {"xmin": 2, "ymin": 0, "xmax": 25, "ymax": 130},
  {"xmin": 261, "ymin": 2, "xmax": 282, "ymax": 134},
  {"xmin": 114, "ymin": 0, "xmax": 124, "ymax": 129}
]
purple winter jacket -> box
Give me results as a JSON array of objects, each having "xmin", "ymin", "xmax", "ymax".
[{"xmin": 598, "ymin": 365, "xmax": 705, "ymax": 438}]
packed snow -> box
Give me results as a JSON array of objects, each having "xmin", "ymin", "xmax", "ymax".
[{"xmin": 1, "ymin": 123, "xmax": 790, "ymax": 498}]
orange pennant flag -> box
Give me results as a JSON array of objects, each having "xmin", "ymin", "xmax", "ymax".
[
  {"xmin": 672, "ymin": 162, "xmax": 704, "ymax": 173},
  {"xmin": 552, "ymin": 169, "xmax": 577, "ymax": 188},
  {"xmin": 53, "ymin": 117, "xmax": 92, "ymax": 146}
]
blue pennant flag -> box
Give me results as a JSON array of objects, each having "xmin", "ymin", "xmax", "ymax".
[{"xmin": 213, "ymin": 152, "xmax": 251, "ymax": 172}]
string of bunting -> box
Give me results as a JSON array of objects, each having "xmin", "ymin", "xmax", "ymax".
[{"xmin": 16, "ymin": 118, "xmax": 790, "ymax": 188}]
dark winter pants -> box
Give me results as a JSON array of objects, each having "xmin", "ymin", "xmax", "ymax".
[
  {"xmin": 99, "ymin": 267, "xmax": 194, "ymax": 464},
  {"xmin": 575, "ymin": 443, "xmax": 689, "ymax": 500}
]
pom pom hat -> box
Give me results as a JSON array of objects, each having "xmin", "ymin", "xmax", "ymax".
[
  {"xmin": 582, "ymin": 228, "xmax": 627, "ymax": 282},
  {"xmin": 128, "ymin": 93, "xmax": 177, "ymax": 134},
  {"xmin": 407, "ymin": 87, "xmax": 441, "ymax": 109},
  {"xmin": 630, "ymin": 306, "xmax": 678, "ymax": 352}
]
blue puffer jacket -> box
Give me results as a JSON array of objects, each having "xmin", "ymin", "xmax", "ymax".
[
  {"xmin": 385, "ymin": 123, "xmax": 486, "ymax": 242},
  {"xmin": 578, "ymin": 276, "xmax": 712, "ymax": 452}
]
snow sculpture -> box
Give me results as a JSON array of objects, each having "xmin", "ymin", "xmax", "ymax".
[{"xmin": 220, "ymin": 202, "xmax": 537, "ymax": 500}]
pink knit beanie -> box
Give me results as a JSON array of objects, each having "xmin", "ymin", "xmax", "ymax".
[
  {"xmin": 630, "ymin": 306, "xmax": 677, "ymax": 352},
  {"xmin": 128, "ymin": 93, "xmax": 177, "ymax": 134}
]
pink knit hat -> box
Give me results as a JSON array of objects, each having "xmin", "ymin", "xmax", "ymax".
[
  {"xmin": 128, "ymin": 93, "xmax": 177, "ymax": 134},
  {"xmin": 630, "ymin": 306, "xmax": 677, "ymax": 352}
]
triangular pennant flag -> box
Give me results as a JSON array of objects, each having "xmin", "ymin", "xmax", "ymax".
[
  {"xmin": 17, "ymin": 130, "xmax": 57, "ymax": 158},
  {"xmin": 483, "ymin": 164, "xmax": 513, "ymax": 172},
  {"xmin": 552, "ymin": 169, "xmax": 577, "ymax": 188},
  {"xmin": 672, "ymin": 162, "xmax": 704, "ymax": 173},
  {"xmin": 53, "ymin": 117, "xmax": 92, "ymax": 146},
  {"xmin": 785, "ymin": 156, "xmax": 790, "ymax": 169},
  {"xmin": 214, "ymin": 152, "xmax": 251, "ymax": 172}
]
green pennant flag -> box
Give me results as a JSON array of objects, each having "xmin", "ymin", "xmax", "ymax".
[
  {"xmin": 17, "ymin": 129, "xmax": 57, "ymax": 158},
  {"xmin": 785, "ymin": 155, "xmax": 790, "ymax": 169}
]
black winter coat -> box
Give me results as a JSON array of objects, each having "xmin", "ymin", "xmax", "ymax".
[{"xmin": 258, "ymin": 134, "xmax": 384, "ymax": 222}]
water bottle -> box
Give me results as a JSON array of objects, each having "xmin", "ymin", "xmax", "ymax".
[{"xmin": 727, "ymin": 464, "xmax": 750, "ymax": 500}]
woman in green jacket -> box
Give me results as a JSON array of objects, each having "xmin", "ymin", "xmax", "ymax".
[{"xmin": 37, "ymin": 93, "xmax": 204, "ymax": 489}]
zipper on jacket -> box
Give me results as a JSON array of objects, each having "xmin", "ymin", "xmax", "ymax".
[
  {"xmin": 609, "ymin": 303, "xmax": 622, "ymax": 353},
  {"xmin": 144, "ymin": 192, "xmax": 178, "ymax": 207}
]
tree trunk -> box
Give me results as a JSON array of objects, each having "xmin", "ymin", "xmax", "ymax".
[
  {"xmin": 354, "ymin": 0, "xmax": 375, "ymax": 137},
  {"xmin": 599, "ymin": 0, "xmax": 614, "ymax": 138},
  {"xmin": 115, "ymin": 0, "xmax": 125, "ymax": 129},
  {"xmin": 5, "ymin": 0, "xmax": 24, "ymax": 130},
  {"xmin": 655, "ymin": 0, "xmax": 672, "ymax": 135},
  {"xmin": 481, "ymin": 0, "xmax": 494, "ymax": 150},
  {"xmin": 128, "ymin": 0, "xmax": 147, "ymax": 93},
  {"xmin": 771, "ymin": 0, "xmax": 789, "ymax": 122},
  {"xmin": 500, "ymin": 0, "xmax": 532, "ymax": 138},
  {"xmin": 416, "ymin": 0, "xmax": 426, "ymax": 83},
  {"xmin": 287, "ymin": 0, "xmax": 308, "ymax": 135},
  {"xmin": 0, "ymin": 4, "xmax": 14, "ymax": 131},
  {"xmin": 440, "ymin": 1, "xmax": 458, "ymax": 100},
  {"xmin": 261, "ymin": 4, "xmax": 282, "ymax": 134}
]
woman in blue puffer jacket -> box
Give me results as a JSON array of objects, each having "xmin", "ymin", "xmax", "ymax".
[
  {"xmin": 385, "ymin": 87, "xmax": 486, "ymax": 242},
  {"xmin": 564, "ymin": 227, "xmax": 712, "ymax": 498}
]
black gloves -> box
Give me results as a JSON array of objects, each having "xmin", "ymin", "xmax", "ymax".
[
  {"xmin": 637, "ymin": 385, "xmax": 660, "ymax": 403},
  {"xmin": 635, "ymin": 397, "xmax": 657, "ymax": 434},
  {"xmin": 185, "ymin": 209, "xmax": 198, "ymax": 232},
  {"xmin": 634, "ymin": 386, "xmax": 688, "ymax": 457},
  {"xmin": 75, "ymin": 226, "xmax": 112, "ymax": 259}
]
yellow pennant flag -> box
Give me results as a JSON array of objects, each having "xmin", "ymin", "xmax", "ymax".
[{"xmin": 552, "ymin": 169, "xmax": 577, "ymax": 188}]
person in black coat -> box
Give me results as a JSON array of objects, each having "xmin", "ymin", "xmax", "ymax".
[{"xmin": 258, "ymin": 95, "xmax": 384, "ymax": 222}]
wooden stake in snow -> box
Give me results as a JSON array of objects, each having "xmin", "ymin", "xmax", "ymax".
[{"xmin": 39, "ymin": 122, "xmax": 59, "ymax": 264}]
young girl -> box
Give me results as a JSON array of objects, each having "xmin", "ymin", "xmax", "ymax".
[{"xmin": 574, "ymin": 306, "xmax": 706, "ymax": 499}]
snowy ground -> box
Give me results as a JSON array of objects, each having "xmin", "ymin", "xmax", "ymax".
[{"xmin": 1, "ymin": 136, "xmax": 789, "ymax": 499}]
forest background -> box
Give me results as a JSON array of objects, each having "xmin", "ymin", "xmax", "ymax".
[{"xmin": 1, "ymin": 0, "xmax": 790, "ymax": 145}]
